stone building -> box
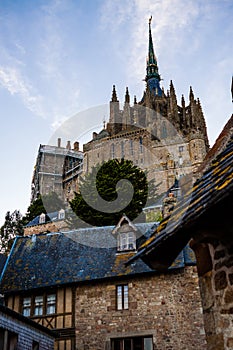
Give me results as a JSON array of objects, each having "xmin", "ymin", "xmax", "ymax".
[
  {"xmin": 0, "ymin": 216, "xmax": 207, "ymax": 350},
  {"xmin": 30, "ymin": 18, "xmax": 209, "ymax": 206},
  {"xmin": 31, "ymin": 138, "xmax": 83, "ymax": 204},
  {"xmin": 83, "ymin": 18, "xmax": 209, "ymax": 194},
  {"xmin": 128, "ymin": 115, "xmax": 233, "ymax": 350}
]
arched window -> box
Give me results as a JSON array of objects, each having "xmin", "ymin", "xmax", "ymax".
[
  {"xmin": 130, "ymin": 140, "xmax": 134, "ymax": 155},
  {"xmin": 161, "ymin": 122, "xmax": 167, "ymax": 139},
  {"xmin": 121, "ymin": 141, "xmax": 124, "ymax": 158},
  {"xmin": 111, "ymin": 144, "xmax": 115, "ymax": 159},
  {"xmin": 139, "ymin": 137, "xmax": 143, "ymax": 153}
]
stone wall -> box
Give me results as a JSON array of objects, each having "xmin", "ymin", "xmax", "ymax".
[
  {"xmin": 24, "ymin": 220, "xmax": 69, "ymax": 235},
  {"xmin": 83, "ymin": 129, "xmax": 198, "ymax": 195},
  {"xmin": 75, "ymin": 267, "xmax": 207, "ymax": 350},
  {"xmin": 193, "ymin": 241, "xmax": 233, "ymax": 350},
  {"xmin": 0, "ymin": 309, "xmax": 54, "ymax": 350}
]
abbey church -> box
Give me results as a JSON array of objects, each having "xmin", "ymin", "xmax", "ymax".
[{"xmin": 31, "ymin": 18, "xmax": 209, "ymax": 204}]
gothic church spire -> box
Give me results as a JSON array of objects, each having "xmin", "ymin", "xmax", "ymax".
[{"xmin": 145, "ymin": 16, "xmax": 162, "ymax": 96}]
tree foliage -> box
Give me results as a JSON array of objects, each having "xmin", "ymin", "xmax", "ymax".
[
  {"xmin": 23, "ymin": 192, "xmax": 64, "ymax": 224},
  {"xmin": 70, "ymin": 159, "xmax": 158, "ymax": 227},
  {"xmin": 0, "ymin": 210, "xmax": 24, "ymax": 254}
]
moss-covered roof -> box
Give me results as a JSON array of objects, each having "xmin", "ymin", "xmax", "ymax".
[{"xmin": 0, "ymin": 223, "xmax": 194, "ymax": 293}]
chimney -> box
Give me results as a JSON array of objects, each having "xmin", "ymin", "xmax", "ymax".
[
  {"xmin": 93, "ymin": 132, "xmax": 98, "ymax": 140},
  {"xmin": 57, "ymin": 138, "xmax": 61, "ymax": 148},
  {"xmin": 66, "ymin": 141, "xmax": 71, "ymax": 150},
  {"xmin": 73, "ymin": 141, "xmax": 79, "ymax": 151}
]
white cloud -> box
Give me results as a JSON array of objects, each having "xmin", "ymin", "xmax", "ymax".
[{"xmin": 0, "ymin": 66, "xmax": 45, "ymax": 117}]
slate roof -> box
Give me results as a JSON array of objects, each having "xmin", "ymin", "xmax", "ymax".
[
  {"xmin": 26, "ymin": 211, "xmax": 62, "ymax": 227},
  {"xmin": 0, "ymin": 223, "xmax": 195, "ymax": 293},
  {"xmin": 0, "ymin": 254, "xmax": 7, "ymax": 275},
  {"xmin": 127, "ymin": 133, "xmax": 233, "ymax": 269}
]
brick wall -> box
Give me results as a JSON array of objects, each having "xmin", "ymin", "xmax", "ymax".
[
  {"xmin": 75, "ymin": 267, "xmax": 207, "ymax": 350},
  {"xmin": 0, "ymin": 310, "xmax": 54, "ymax": 350}
]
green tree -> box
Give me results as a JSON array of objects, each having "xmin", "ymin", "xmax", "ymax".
[
  {"xmin": 0, "ymin": 210, "xmax": 24, "ymax": 254},
  {"xmin": 23, "ymin": 192, "xmax": 65, "ymax": 224},
  {"xmin": 70, "ymin": 159, "xmax": 158, "ymax": 227}
]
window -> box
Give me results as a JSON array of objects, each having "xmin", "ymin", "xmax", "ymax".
[
  {"xmin": 116, "ymin": 284, "xmax": 128, "ymax": 310},
  {"xmin": 39, "ymin": 213, "xmax": 46, "ymax": 224},
  {"xmin": 58, "ymin": 209, "xmax": 65, "ymax": 220},
  {"xmin": 139, "ymin": 137, "xmax": 143, "ymax": 153},
  {"xmin": 47, "ymin": 294, "xmax": 56, "ymax": 314},
  {"xmin": 32, "ymin": 340, "xmax": 39, "ymax": 350},
  {"xmin": 130, "ymin": 140, "xmax": 134, "ymax": 155},
  {"xmin": 34, "ymin": 296, "xmax": 43, "ymax": 316},
  {"xmin": 23, "ymin": 297, "xmax": 31, "ymax": 316},
  {"xmin": 161, "ymin": 122, "xmax": 167, "ymax": 139},
  {"xmin": 111, "ymin": 336, "xmax": 153, "ymax": 350},
  {"xmin": 179, "ymin": 145, "xmax": 184, "ymax": 152},
  {"xmin": 111, "ymin": 144, "xmax": 115, "ymax": 159},
  {"xmin": 121, "ymin": 141, "xmax": 124, "ymax": 158},
  {"xmin": 22, "ymin": 294, "xmax": 56, "ymax": 317},
  {"xmin": 0, "ymin": 328, "xmax": 17, "ymax": 350},
  {"xmin": 117, "ymin": 232, "xmax": 136, "ymax": 252}
]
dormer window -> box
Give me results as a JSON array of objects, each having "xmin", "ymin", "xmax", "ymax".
[
  {"xmin": 112, "ymin": 215, "xmax": 138, "ymax": 253},
  {"xmin": 39, "ymin": 213, "xmax": 46, "ymax": 224},
  {"xmin": 117, "ymin": 231, "xmax": 136, "ymax": 252},
  {"xmin": 58, "ymin": 209, "xmax": 65, "ymax": 220}
]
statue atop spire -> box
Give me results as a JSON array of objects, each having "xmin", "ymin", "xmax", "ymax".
[{"xmin": 145, "ymin": 16, "xmax": 162, "ymax": 97}]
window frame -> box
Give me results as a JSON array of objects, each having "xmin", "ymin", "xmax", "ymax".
[
  {"xmin": 117, "ymin": 231, "xmax": 136, "ymax": 252},
  {"xmin": 46, "ymin": 293, "xmax": 56, "ymax": 315},
  {"xmin": 22, "ymin": 297, "xmax": 31, "ymax": 317},
  {"xmin": 34, "ymin": 295, "xmax": 43, "ymax": 316},
  {"xmin": 111, "ymin": 335, "xmax": 153, "ymax": 350},
  {"xmin": 116, "ymin": 284, "xmax": 129, "ymax": 310},
  {"xmin": 21, "ymin": 293, "xmax": 57, "ymax": 317}
]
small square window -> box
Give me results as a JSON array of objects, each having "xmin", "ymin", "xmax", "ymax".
[{"xmin": 179, "ymin": 145, "xmax": 184, "ymax": 152}]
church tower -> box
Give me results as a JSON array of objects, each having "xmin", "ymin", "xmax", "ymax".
[{"xmin": 83, "ymin": 17, "xmax": 209, "ymax": 193}]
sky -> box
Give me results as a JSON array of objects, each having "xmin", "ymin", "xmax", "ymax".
[{"xmin": 0, "ymin": 0, "xmax": 232, "ymax": 226}]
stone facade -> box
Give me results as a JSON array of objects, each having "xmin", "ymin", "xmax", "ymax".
[
  {"xmin": 192, "ymin": 239, "xmax": 233, "ymax": 350},
  {"xmin": 0, "ymin": 305, "xmax": 55, "ymax": 350},
  {"xmin": 31, "ymin": 139, "xmax": 83, "ymax": 204},
  {"xmin": 83, "ymin": 21, "xmax": 209, "ymax": 196},
  {"xmin": 75, "ymin": 267, "xmax": 206, "ymax": 350}
]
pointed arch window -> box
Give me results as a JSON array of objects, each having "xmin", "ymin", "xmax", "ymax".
[
  {"xmin": 139, "ymin": 137, "xmax": 143, "ymax": 153},
  {"xmin": 161, "ymin": 122, "xmax": 167, "ymax": 139},
  {"xmin": 121, "ymin": 141, "xmax": 124, "ymax": 158},
  {"xmin": 130, "ymin": 140, "xmax": 134, "ymax": 155},
  {"xmin": 111, "ymin": 144, "xmax": 115, "ymax": 159}
]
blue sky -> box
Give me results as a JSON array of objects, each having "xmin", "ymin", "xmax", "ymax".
[{"xmin": 0, "ymin": 0, "xmax": 232, "ymax": 225}]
